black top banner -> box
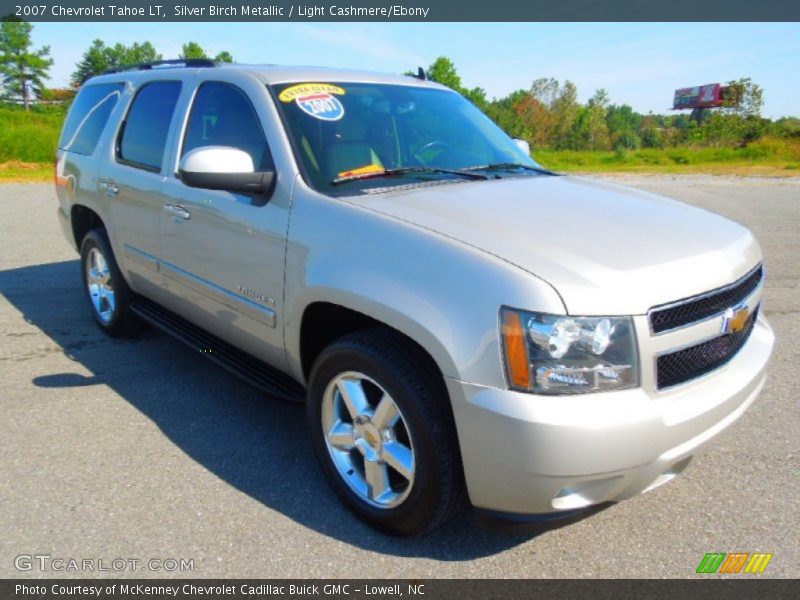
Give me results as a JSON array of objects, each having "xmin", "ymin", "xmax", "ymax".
[{"xmin": 4, "ymin": 0, "xmax": 800, "ymax": 22}]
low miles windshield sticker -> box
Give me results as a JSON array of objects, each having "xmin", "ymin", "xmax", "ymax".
[{"xmin": 279, "ymin": 83, "xmax": 346, "ymax": 121}]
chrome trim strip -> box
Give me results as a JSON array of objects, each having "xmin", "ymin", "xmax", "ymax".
[
  {"xmin": 160, "ymin": 260, "xmax": 276, "ymax": 328},
  {"xmin": 647, "ymin": 263, "xmax": 763, "ymax": 336},
  {"xmin": 123, "ymin": 244, "xmax": 159, "ymax": 271}
]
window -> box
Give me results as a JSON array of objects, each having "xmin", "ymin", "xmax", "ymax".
[
  {"xmin": 59, "ymin": 83, "xmax": 124, "ymax": 156},
  {"xmin": 182, "ymin": 82, "xmax": 272, "ymax": 171},
  {"xmin": 271, "ymin": 82, "xmax": 536, "ymax": 195},
  {"xmin": 118, "ymin": 81, "xmax": 182, "ymax": 171}
]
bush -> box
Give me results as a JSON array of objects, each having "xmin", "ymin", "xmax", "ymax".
[
  {"xmin": 613, "ymin": 131, "xmax": 640, "ymax": 151},
  {"xmin": 639, "ymin": 127, "xmax": 663, "ymax": 149}
]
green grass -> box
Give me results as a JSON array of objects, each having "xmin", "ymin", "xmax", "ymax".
[
  {"xmin": 535, "ymin": 137, "xmax": 800, "ymax": 176},
  {"xmin": 0, "ymin": 104, "xmax": 65, "ymax": 163}
]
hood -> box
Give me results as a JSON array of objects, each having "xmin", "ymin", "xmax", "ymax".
[{"xmin": 348, "ymin": 175, "xmax": 762, "ymax": 315}]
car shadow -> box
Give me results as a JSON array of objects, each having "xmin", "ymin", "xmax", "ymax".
[{"xmin": 1, "ymin": 259, "xmax": 608, "ymax": 560}]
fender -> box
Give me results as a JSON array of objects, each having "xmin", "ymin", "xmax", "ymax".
[{"xmin": 282, "ymin": 188, "xmax": 566, "ymax": 388}]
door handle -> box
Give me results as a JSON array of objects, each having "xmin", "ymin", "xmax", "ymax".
[
  {"xmin": 100, "ymin": 181, "xmax": 119, "ymax": 197},
  {"xmin": 164, "ymin": 204, "xmax": 191, "ymax": 220}
]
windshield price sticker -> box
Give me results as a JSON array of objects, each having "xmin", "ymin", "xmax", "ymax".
[
  {"xmin": 279, "ymin": 83, "xmax": 346, "ymax": 102},
  {"xmin": 280, "ymin": 83, "xmax": 346, "ymax": 121},
  {"xmin": 295, "ymin": 92, "xmax": 345, "ymax": 121}
]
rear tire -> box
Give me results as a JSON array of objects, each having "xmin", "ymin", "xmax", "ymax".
[
  {"xmin": 80, "ymin": 228, "xmax": 141, "ymax": 337},
  {"xmin": 307, "ymin": 328, "xmax": 464, "ymax": 535}
]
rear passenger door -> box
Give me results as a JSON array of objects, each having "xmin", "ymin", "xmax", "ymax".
[
  {"xmin": 101, "ymin": 79, "xmax": 183, "ymax": 299},
  {"xmin": 158, "ymin": 80, "xmax": 291, "ymax": 368}
]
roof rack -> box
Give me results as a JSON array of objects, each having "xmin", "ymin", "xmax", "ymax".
[{"xmin": 103, "ymin": 58, "xmax": 217, "ymax": 75}]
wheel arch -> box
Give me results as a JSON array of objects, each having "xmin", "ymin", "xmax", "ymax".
[
  {"xmin": 71, "ymin": 204, "xmax": 105, "ymax": 249},
  {"xmin": 297, "ymin": 300, "xmax": 454, "ymax": 393}
]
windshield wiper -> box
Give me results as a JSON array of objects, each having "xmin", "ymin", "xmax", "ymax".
[
  {"xmin": 463, "ymin": 163, "xmax": 556, "ymax": 176},
  {"xmin": 331, "ymin": 166, "xmax": 488, "ymax": 185}
]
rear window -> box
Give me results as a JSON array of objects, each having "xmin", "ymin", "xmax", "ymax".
[
  {"xmin": 117, "ymin": 81, "xmax": 182, "ymax": 171},
  {"xmin": 58, "ymin": 83, "xmax": 124, "ymax": 155}
]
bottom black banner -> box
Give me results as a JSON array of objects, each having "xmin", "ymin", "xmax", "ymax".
[{"xmin": 2, "ymin": 579, "xmax": 798, "ymax": 600}]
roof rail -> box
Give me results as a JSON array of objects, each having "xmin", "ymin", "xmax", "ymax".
[{"xmin": 103, "ymin": 58, "xmax": 217, "ymax": 75}]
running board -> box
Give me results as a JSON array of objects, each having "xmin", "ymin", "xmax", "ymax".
[{"xmin": 131, "ymin": 297, "xmax": 305, "ymax": 402}]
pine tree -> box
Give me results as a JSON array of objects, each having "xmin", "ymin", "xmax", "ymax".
[{"xmin": 0, "ymin": 21, "xmax": 53, "ymax": 110}]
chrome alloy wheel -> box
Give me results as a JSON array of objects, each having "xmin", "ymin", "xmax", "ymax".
[
  {"xmin": 321, "ymin": 371, "xmax": 416, "ymax": 508},
  {"xmin": 85, "ymin": 247, "xmax": 116, "ymax": 324}
]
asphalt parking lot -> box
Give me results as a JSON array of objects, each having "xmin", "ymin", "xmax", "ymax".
[{"xmin": 1, "ymin": 177, "xmax": 798, "ymax": 578}]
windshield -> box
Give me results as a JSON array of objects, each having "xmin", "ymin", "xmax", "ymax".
[{"xmin": 271, "ymin": 81, "xmax": 541, "ymax": 194}]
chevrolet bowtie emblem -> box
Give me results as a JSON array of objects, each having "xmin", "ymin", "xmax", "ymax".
[{"xmin": 722, "ymin": 304, "xmax": 750, "ymax": 334}]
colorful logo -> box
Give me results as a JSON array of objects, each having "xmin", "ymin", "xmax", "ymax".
[
  {"xmin": 295, "ymin": 92, "xmax": 345, "ymax": 121},
  {"xmin": 721, "ymin": 303, "xmax": 751, "ymax": 335},
  {"xmin": 696, "ymin": 552, "xmax": 773, "ymax": 574}
]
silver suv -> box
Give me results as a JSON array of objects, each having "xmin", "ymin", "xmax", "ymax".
[{"xmin": 55, "ymin": 60, "xmax": 774, "ymax": 535}]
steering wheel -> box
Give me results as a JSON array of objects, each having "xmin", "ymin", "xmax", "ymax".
[{"xmin": 412, "ymin": 141, "xmax": 451, "ymax": 164}]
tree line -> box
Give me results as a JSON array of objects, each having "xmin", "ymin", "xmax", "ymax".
[
  {"xmin": 70, "ymin": 39, "xmax": 234, "ymax": 87},
  {"xmin": 2, "ymin": 21, "xmax": 798, "ymax": 149},
  {"xmin": 417, "ymin": 57, "xmax": 798, "ymax": 151}
]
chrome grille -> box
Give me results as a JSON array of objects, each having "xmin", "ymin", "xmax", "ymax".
[
  {"xmin": 649, "ymin": 265, "xmax": 763, "ymax": 334},
  {"xmin": 656, "ymin": 307, "xmax": 758, "ymax": 389}
]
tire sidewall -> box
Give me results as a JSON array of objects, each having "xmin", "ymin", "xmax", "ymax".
[{"xmin": 308, "ymin": 343, "xmax": 445, "ymax": 534}]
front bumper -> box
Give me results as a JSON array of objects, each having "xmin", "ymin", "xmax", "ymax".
[{"xmin": 447, "ymin": 313, "xmax": 774, "ymax": 517}]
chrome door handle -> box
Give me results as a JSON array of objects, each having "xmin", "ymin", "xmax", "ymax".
[
  {"xmin": 164, "ymin": 204, "xmax": 191, "ymax": 220},
  {"xmin": 100, "ymin": 181, "xmax": 119, "ymax": 196}
]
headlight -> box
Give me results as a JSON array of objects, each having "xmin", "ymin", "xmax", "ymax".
[{"xmin": 500, "ymin": 307, "xmax": 639, "ymax": 394}]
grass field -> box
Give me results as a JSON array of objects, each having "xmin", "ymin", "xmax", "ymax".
[
  {"xmin": 1, "ymin": 104, "xmax": 798, "ymax": 182},
  {"xmin": 535, "ymin": 137, "xmax": 800, "ymax": 176},
  {"xmin": 0, "ymin": 106, "xmax": 63, "ymax": 162}
]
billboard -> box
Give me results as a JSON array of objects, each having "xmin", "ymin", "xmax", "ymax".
[{"xmin": 673, "ymin": 84, "xmax": 724, "ymax": 109}]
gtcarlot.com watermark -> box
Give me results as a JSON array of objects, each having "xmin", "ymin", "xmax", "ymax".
[{"xmin": 14, "ymin": 554, "xmax": 194, "ymax": 573}]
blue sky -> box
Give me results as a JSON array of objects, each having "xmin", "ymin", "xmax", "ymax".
[{"xmin": 33, "ymin": 22, "xmax": 800, "ymax": 118}]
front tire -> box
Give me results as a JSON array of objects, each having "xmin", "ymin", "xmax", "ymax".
[
  {"xmin": 80, "ymin": 228, "xmax": 141, "ymax": 337},
  {"xmin": 307, "ymin": 328, "xmax": 464, "ymax": 535}
]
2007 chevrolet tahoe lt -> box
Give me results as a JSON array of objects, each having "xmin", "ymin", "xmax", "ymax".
[{"xmin": 55, "ymin": 60, "xmax": 774, "ymax": 535}]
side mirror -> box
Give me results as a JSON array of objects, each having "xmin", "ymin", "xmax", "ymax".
[
  {"xmin": 178, "ymin": 146, "xmax": 274, "ymax": 195},
  {"xmin": 514, "ymin": 139, "xmax": 531, "ymax": 156}
]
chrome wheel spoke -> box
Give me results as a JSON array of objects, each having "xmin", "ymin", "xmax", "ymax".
[
  {"xmin": 322, "ymin": 371, "xmax": 416, "ymax": 509},
  {"xmin": 96, "ymin": 253, "xmax": 107, "ymax": 272},
  {"xmin": 104, "ymin": 289, "xmax": 115, "ymax": 312},
  {"xmin": 364, "ymin": 459, "xmax": 390, "ymax": 502},
  {"xmin": 338, "ymin": 378, "xmax": 371, "ymax": 419},
  {"xmin": 327, "ymin": 421, "xmax": 355, "ymax": 451},
  {"xmin": 372, "ymin": 393, "xmax": 399, "ymax": 429},
  {"xmin": 381, "ymin": 441, "xmax": 414, "ymax": 481}
]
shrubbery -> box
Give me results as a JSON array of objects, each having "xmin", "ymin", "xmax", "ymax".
[{"xmin": 0, "ymin": 103, "xmax": 65, "ymax": 162}]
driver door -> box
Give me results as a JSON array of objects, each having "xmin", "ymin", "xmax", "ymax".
[{"xmin": 158, "ymin": 80, "xmax": 289, "ymax": 368}]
